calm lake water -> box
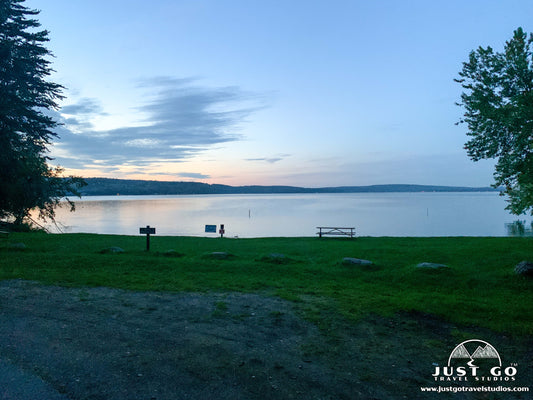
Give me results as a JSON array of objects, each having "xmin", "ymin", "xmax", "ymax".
[{"xmin": 44, "ymin": 192, "xmax": 533, "ymax": 237}]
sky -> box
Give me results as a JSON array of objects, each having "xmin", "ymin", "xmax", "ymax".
[{"xmin": 25, "ymin": 0, "xmax": 533, "ymax": 187}]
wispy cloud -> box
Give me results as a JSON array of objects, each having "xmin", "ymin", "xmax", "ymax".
[
  {"xmin": 245, "ymin": 154, "xmax": 290, "ymax": 164},
  {"xmin": 50, "ymin": 77, "xmax": 267, "ymax": 173},
  {"xmin": 60, "ymin": 98, "xmax": 107, "ymax": 116},
  {"xmin": 177, "ymin": 172, "xmax": 211, "ymax": 179}
]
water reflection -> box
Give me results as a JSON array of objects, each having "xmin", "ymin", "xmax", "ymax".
[
  {"xmin": 44, "ymin": 193, "xmax": 532, "ymax": 237},
  {"xmin": 505, "ymin": 220, "xmax": 533, "ymax": 237}
]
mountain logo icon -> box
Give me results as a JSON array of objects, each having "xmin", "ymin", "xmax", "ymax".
[
  {"xmin": 432, "ymin": 339, "xmax": 518, "ymax": 383},
  {"xmin": 448, "ymin": 339, "xmax": 501, "ymax": 366}
]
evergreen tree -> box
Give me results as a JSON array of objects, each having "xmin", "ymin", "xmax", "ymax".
[
  {"xmin": 456, "ymin": 28, "xmax": 533, "ymax": 215},
  {"xmin": 0, "ymin": 0, "xmax": 84, "ymax": 226}
]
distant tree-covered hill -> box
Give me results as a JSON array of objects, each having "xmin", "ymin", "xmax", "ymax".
[{"xmin": 76, "ymin": 178, "xmax": 499, "ymax": 196}]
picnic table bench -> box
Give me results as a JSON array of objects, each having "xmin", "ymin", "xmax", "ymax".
[
  {"xmin": 316, "ymin": 227, "xmax": 355, "ymax": 238},
  {"xmin": 0, "ymin": 231, "xmax": 9, "ymax": 238}
]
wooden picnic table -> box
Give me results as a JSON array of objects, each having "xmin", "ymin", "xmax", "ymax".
[{"xmin": 316, "ymin": 227, "xmax": 355, "ymax": 238}]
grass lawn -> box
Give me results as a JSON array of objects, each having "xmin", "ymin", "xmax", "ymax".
[{"xmin": 1, "ymin": 232, "xmax": 532, "ymax": 335}]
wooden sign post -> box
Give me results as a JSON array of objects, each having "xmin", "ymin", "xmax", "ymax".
[{"xmin": 139, "ymin": 225, "xmax": 156, "ymax": 251}]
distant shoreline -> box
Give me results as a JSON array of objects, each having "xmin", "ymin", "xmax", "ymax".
[{"xmin": 76, "ymin": 177, "xmax": 499, "ymax": 197}]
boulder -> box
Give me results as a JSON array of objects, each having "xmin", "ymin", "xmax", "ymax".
[
  {"xmin": 342, "ymin": 258, "xmax": 373, "ymax": 266},
  {"xmin": 268, "ymin": 253, "xmax": 286, "ymax": 259},
  {"xmin": 99, "ymin": 247, "xmax": 124, "ymax": 254},
  {"xmin": 209, "ymin": 252, "xmax": 231, "ymax": 259},
  {"xmin": 163, "ymin": 250, "xmax": 184, "ymax": 258},
  {"xmin": 416, "ymin": 262, "xmax": 449, "ymax": 269},
  {"xmin": 260, "ymin": 253, "xmax": 291, "ymax": 264},
  {"xmin": 514, "ymin": 261, "xmax": 533, "ymax": 277},
  {"xmin": 9, "ymin": 242, "xmax": 26, "ymax": 250}
]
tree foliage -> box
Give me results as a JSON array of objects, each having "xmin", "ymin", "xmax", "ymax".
[
  {"xmin": 456, "ymin": 27, "xmax": 533, "ymax": 215},
  {"xmin": 0, "ymin": 0, "xmax": 85, "ymax": 226}
]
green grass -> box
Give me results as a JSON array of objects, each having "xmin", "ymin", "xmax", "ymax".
[{"xmin": 1, "ymin": 232, "xmax": 532, "ymax": 334}]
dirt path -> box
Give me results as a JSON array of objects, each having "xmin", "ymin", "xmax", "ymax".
[{"xmin": 0, "ymin": 280, "xmax": 530, "ymax": 399}]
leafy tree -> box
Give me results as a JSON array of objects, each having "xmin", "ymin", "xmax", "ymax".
[
  {"xmin": 0, "ymin": 0, "xmax": 85, "ymax": 227},
  {"xmin": 456, "ymin": 27, "xmax": 533, "ymax": 215}
]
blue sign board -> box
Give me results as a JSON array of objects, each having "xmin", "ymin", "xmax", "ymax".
[
  {"xmin": 205, "ymin": 224, "xmax": 217, "ymax": 233},
  {"xmin": 139, "ymin": 226, "xmax": 156, "ymax": 235}
]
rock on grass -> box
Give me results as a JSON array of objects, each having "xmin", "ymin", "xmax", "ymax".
[
  {"xmin": 204, "ymin": 252, "xmax": 234, "ymax": 260},
  {"xmin": 416, "ymin": 262, "xmax": 449, "ymax": 269},
  {"xmin": 515, "ymin": 261, "xmax": 533, "ymax": 277},
  {"xmin": 162, "ymin": 250, "xmax": 184, "ymax": 258},
  {"xmin": 342, "ymin": 258, "xmax": 373, "ymax": 266},
  {"xmin": 8, "ymin": 243, "xmax": 26, "ymax": 251},
  {"xmin": 99, "ymin": 247, "xmax": 125, "ymax": 254},
  {"xmin": 259, "ymin": 253, "xmax": 292, "ymax": 264}
]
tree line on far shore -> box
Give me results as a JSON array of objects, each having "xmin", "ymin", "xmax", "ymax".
[{"xmin": 77, "ymin": 178, "xmax": 498, "ymax": 196}]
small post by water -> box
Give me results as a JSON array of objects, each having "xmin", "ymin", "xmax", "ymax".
[{"xmin": 139, "ymin": 225, "xmax": 156, "ymax": 251}]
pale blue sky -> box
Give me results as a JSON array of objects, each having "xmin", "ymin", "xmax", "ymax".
[{"xmin": 28, "ymin": 0, "xmax": 533, "ymax": 187}]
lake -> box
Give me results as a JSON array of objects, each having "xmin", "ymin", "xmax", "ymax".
[{"xmin": 43, "ymin": 192, "xmax": 533, "ymax": 237}]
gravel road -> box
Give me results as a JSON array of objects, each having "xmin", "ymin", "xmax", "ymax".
[{"xmin": 0, "ymin": 280, "xmax": 530, "ymax": 399}]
